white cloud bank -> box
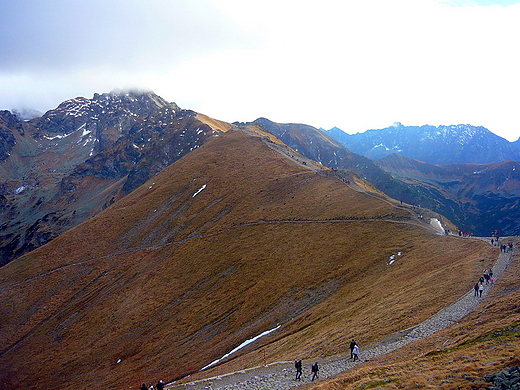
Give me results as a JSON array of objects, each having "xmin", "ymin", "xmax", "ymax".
[{"xmin": 1, "ymin": 0, "xmax": 519, "ymax": 141}]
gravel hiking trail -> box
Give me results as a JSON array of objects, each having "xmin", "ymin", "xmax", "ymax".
[{"xmin": 166, "ymin": 239, "xmax": 515, "ymax": 390}]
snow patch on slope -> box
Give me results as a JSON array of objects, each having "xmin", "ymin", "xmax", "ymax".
[
  {"xmin": 430, "ymin": 218, "xmax": 444, "ymax": 235},
  {"xmin": 192, "ymin": 184, "xmax": 207, "ymax": 197},
  {"xmin": 200, "ymin": 325, "xmax": 281, "ymax": 371}
]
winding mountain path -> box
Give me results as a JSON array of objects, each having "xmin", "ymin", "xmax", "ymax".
[{"xmin": 166, "ymin": 240, "xmax": 514, "ymax": 390}]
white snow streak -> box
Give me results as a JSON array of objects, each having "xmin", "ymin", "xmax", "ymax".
[
  {"xmin": 201, "ymin": 325, "xmax": 281, "ymax": 371},
  {"xmin": 387, "ymin": 251, "xmax": 402, "ymax": 266},
  {"xmin": 192, "ymin": 184, "xmax": 207, "ymax": 197}
]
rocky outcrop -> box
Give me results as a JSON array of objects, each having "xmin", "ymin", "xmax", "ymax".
[
  {"xmin": 0, "ymin": 110, "xmax": 18, "ymax": 161},
  {"xmin": 484, "ymin": 366, "xmax": 520, "ymax": 389}
]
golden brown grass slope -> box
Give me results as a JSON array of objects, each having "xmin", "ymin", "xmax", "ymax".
[
  {"xmin": 304, "ymin": 239, "xmax": 520, "ymax": 390},
  {"xmin": 0, "ymin": 129, "xmax": 496, "ymax": 390}
]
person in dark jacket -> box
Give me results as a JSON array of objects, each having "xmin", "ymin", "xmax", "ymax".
[
  {"xmin": 294, "ymin": 360, "xmax": 302, "ymax": 380},
  {"xmin": 311, "ymin": 362, "xmax": 319, "ymax": 381}
]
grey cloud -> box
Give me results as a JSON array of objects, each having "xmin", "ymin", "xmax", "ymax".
[{"xmin": 0, "ymin": 0, "xmax": 255, "ymax": 74}]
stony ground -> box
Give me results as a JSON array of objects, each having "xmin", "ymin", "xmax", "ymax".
[{"xmin": 166, "ymin": 239, "xmax": 512, "ymax": 390}]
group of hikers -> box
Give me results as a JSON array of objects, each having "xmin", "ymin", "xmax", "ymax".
[
  {"xmin": 490, "ymin": 232, "xmax": 514, "ymax": 252},
  {"xmin": 139, "ymin": 234, "xmax": 513, "ymax": 389},
  {"xmin": 140, "ymin": 380, "xmax": 165, "ymax": 390},
  {"xmin": 474, "ymin": 268, "xmax": 494, "ymax": 297},
  {"xmin": 294, "ymin": 339, "xmax": 360, "ymax": 381},
  {"xmin": 499, "ymin": 242, "xmax": 514, "ymax": 252}
]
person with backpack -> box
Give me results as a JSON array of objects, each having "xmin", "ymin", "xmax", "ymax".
[{"xmin": 294, "ymin": 360, "xmax": 302, "ymax": 380}]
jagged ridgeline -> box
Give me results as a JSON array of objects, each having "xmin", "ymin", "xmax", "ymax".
[{"xmin": 0, "ymin": 126, "xmax": 495, "ymax": 390}]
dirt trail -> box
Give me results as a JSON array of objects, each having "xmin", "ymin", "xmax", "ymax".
[{"xmin": 166, "ymin": 240, "xmax": 515, "ymax": 390}]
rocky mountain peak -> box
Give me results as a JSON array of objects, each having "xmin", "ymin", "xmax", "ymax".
[{"xmin": 30, "ymin": 89, "xmax": 178, "ymax": 140}]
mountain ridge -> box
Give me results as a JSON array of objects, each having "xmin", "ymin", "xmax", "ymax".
[
  {"xmin": 0, "ymin": 91, "xmax": 224, "ymax": 264},
  {"xmin": 0, "ymin": 127, "xmax": 495, "ymax": 390},
  {"xmin": 2, "ymin": 90, "xmax": 520, "ymax": 264},
  {"xmin": 327, "ymin": 123, "xmax": 520, "ymax": 164},
  {"xmin": 1, "ymin": 91, "xmax": 518, "ymax": 390}
]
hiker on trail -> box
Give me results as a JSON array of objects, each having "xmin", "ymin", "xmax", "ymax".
[
  {"xmin": 156, "ymin": 380, "xmax": 165, "ymax": 390},
  {"xmin": 489, "ymin": 269, "xmax": 493, "ymax": 278},
  {"xmin": 140, "ymin": 384, "xmax": 148, "ymax": 390},
  {"xmin": 311, "ymin": 362, "xmax": 319, "ymax": 381},
  {"xmin": 474, "ymin": 283, "xmax": 479, "ymax": 297},
  {"xmin": 295, "ymin": 360, "xmax": 302, "ymax": 380},
  {"xmin": 350, "ymin": 339, "xmax": 357, "ymax": 359},
  {"xmin": 352, "ymin": 344, "xmax": 359, "ymax": 361},
  {"xmin": 478, "ymin": 283, "xmax": 484, "ymax": 297}
]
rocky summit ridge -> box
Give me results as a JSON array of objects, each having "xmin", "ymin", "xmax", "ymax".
[{"xmin": 0, "ymin": 90, "xmax": 224, "ymax": 265}]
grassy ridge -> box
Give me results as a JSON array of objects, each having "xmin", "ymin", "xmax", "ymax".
[
  {"xmin": 0, "ymin": 130, "xmax": 496, "ymax": 390},
  {"xmin": 306, "ymin": 242, "xmax": 519, "ymax": 390}
]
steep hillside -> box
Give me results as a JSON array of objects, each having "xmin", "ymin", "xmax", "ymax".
[
  {"xmin": 306, "ymin": 239, "xmax": 520, "ymax": 390},
  {"xmin": 0, "ymin": 90, "xmax": 223, "ymax": 265},
  {"xmin": 377, "ymin": 154, "xmax": 520, "ymax": 236},
  {"xmin": 0, "ymin": 111, "xmax": 17, "ymax": 162},
  {"xmin": 0, "ymin": 129, "xmax": 495, "ymax": 390},
  {"xmin": 327, "ymin": 123, "xmax": 520, "ymax": 164}
]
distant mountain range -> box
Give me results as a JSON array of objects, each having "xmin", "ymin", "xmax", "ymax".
[
  {"xmin": 326, "ymin": 122, "xmax": 520, "ymax": 164},
  {"xmin": 376, "ymin": 154, "xmax": 520, "ymax": 235}
]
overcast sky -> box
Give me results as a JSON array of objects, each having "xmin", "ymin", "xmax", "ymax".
[{"xmin": 1, "ymin": 0, "xmax": 519, "ymax": 141}]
